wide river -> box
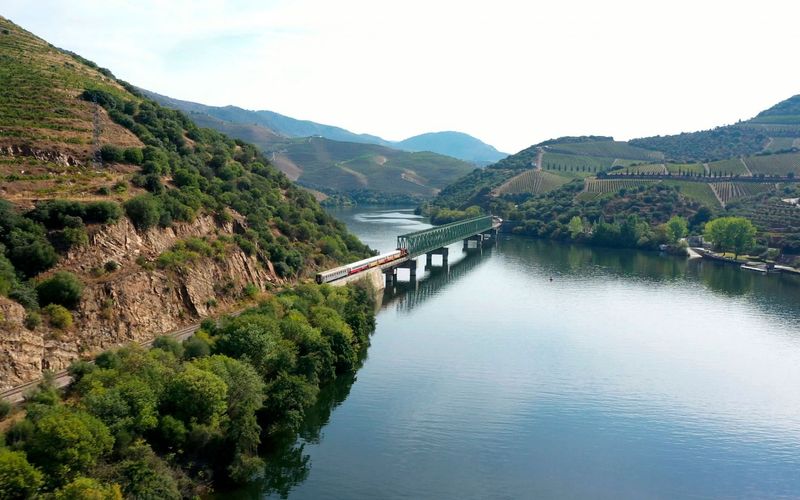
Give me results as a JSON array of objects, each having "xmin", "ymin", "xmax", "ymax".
[{"xmin": 250, "ymin": 206, "xmax": 800, "ymax": 499}]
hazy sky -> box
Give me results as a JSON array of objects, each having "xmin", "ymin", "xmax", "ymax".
[{"xmin": 4, "ymin": 0, "xmax": 799, "ymax": 153}]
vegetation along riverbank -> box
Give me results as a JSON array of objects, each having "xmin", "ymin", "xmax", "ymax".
[{"xmin": 0, "ymin": 282, "xmax": 376, "ymax": 498}]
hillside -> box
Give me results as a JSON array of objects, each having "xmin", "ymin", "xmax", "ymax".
[
  {"xmin": 145, "ymin": 90, "xmax": 507, "ymax": 164},
  {"xmin": 273, "ymin": 136, "xmax": 474, "ymax": 203},
  {"xmin": 0, "ymin": 15, "xmax": 371, "ymax": 389},
  {"xmin": 427, "ymin": 95, "xmax": 800, "ymax": 257}
]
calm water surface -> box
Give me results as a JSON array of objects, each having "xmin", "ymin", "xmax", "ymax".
[{"xmin": 254, "ymin": 206, "xmax": 800, "ymax": 499}]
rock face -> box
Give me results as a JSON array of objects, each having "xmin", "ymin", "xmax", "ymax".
[
  {"xmin": 0, "ymin": 214, "xmax": 280, "ymax": 390},
  {"xmin": 0, "ymin": 144, "xmax": 82, "ymax": 167}
]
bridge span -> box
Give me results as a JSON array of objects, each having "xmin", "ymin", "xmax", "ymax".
[{"xmin": 316, "ymin": 215, "xmax": 501, "ymax": 288}]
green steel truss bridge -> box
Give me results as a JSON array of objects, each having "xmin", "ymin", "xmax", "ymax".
[
  {"xmin": 397, "ymin": 215, "xmax": 496, "ymax": 257},
  {"xmin": 324, "ymin": 215, "xmax": 500, "ymax": 287}
]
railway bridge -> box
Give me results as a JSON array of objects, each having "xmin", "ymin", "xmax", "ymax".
[{"xmin": 318, "ymin": 215, "xmax": 501, "ymax": 288}]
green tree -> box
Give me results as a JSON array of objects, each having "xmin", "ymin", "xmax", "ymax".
[
  {"xmin": 54, "ymin": 477, "xmax": 122, "ymax": 500},
  {"xmin": 665, "ymin": 215, "xmax": 688, "ymax": 244},
  {"xmin": 24, "ymin": 406, "xmax": 113, "ymax": 486},
  {"xmin": 0, "ymin": 449, "xmax": 43, "ymax": 499},
  {"xmin": 704, "ymin": 217, "xmax": 757, "ymax": 258},
  {"xmin": 163, "ymin": 364, "xmax": 227, "ymax": 426},
  {"xmin": 36, "ymin": 272, "xmax": 84, "ymax": 309},
  {"xmin": 567, "ymin": 216, "xmax": 584, "ymax": 239}
]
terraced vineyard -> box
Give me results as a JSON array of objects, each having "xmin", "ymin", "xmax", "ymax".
[
  {"xmin": 494, "ymin": 170, "xmax": 569, "ymax": 196},
  {"xmin": 546, "ymin": 140, "xmax": 663, "ymax": 161},
  {"xmin": 494, "ymin": 169, "xmax": 568, "ymax": 196},
  {"xmin": 709, "ymin": 182, "xmax": 775, "ymax": 205},
  {"xmin": 744, "ymin": 152, "xmax": 800, "ymax": 176},
  {"xmin": 732, "ymin": 200, "xmax": 800, "ymax": 251},
  {"xmin": 663, "ymin": 181, "xmax": 721, "ymax": 208},
  {"xmin": 763, "ymin": 137, "xmax": 798, "ymax": 152},
  {"xmin": 665, "ymin": 163, "xmax": 706, "ymax": 175},
  {"xmin": 583, "ymin": 178, "xmax": 659, "ymax": 194},
  {"xmin": 611, "ymin": 158, "xmax": 643, "ymax": 167},
  {"xmin": 708, "ymin": 158, "xmax": 750, "ymax": 176},
  {"xmin": 541, "ymin": 152, "xmax": 614, "ymax": 176}
]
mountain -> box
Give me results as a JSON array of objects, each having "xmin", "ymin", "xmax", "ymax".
[
  {"xmin": 143, "ymin": 90, "xmax": 388, "ymax": 146},
  {"xmin": 395, "ymin": 131, "xmax": 506, "ymax": 165},
  {"xmin": 144, "ymin": 90, "xmax": 507, "ymax": 164}
]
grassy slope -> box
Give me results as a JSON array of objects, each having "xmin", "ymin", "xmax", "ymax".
[{"xmin": 0, "ymin": 17, "xmax": 144, "ymax": 202}]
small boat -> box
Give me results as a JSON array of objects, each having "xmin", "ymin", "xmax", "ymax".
[{"xmin": 740, "ymin": 264, "xmax": 767, "ymax": 273}]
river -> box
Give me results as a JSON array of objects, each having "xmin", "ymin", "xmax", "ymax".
[{"xmin": 249, "ymin": 205, "xmax": 800, "ymax": 499}]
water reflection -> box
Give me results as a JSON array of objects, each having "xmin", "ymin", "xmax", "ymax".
[{"xmin": 383, "ymin": 245, "xmax": 495, "ymax": 314}]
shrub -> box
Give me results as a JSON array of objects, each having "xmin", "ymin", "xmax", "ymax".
[
  {"xmin": 152, "ymin": 336, "xmax": 183, "ymax": 358},
  {"xmin": 36, "ymin": 272, "xmax": 84, "ymax": 309},
  {"xmin": 104, "ymin": 260, "xmax": 119, "ymax": 272},
  {"xmin": 24, "ymin": 311, "xmax": 42, "ymax": 330},
  {"xmin": 123, "ymin": 147, "xmax": 144, "ymax": 165},
  {"xmin": 124, "ymin": 195, "xmax": 161, "ymax": 231},
  {"xmin": 112, "ymin": 181, "xmax": 128, "ymax": 193},
  {"xmin": 44, "ymin": 304, "xmax": 73, "ymax": 329},
  {"xmin": 99, "ymin": 144, "xmax": 124, "ymax": 163},
  {"xmin": 0, "ymin": 398, "xmax": 11, "ymax": 419},
  {"xmin": 183, "ymin": 335, "xmax": 210, "ymax": 360}
]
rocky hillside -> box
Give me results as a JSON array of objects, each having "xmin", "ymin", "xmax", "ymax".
[{"xmin": 0, "ymin": 16, "xmax": 371, "ymax": 389}]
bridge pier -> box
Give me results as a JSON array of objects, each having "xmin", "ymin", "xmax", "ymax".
[
  {"xmin": 463, "ymin": 234, "xmax": 483, "ymax": 250},
  {"xmin": 425, "ymin": 247, "xmax": 449, "ymax": 268}
]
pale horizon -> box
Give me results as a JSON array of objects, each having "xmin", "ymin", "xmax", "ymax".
[{"xmin": 4, "ymin": 0, "xmax": 799, "ymax": 154}]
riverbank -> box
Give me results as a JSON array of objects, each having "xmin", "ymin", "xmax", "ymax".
[{"xmin": 0, "ymin": 282, "xmax": 378, "ymax": 498}]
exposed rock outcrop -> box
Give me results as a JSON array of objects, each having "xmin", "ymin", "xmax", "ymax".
[
  {"xmin": 0, "ymin": 144, "xmax": 82, "ymax": 167},
  {"xmin": 0, "ymin": 213, "xmax": 280, "ymax": 390}
]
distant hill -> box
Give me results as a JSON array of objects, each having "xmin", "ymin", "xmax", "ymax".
[
  {"xmin": 273, "ymin": 137, "xmax": 474, "ymax": 202},
  {"xmin": 395, "ymin": 131, "xmax": 507, "ymax": 165},
  {"xmin": 144, "ymin": 90, "xmax": 506, "ymax": 164},
  {"xmin": 142, "ymin": 90, "xmax": 387, "ymax": 146}
]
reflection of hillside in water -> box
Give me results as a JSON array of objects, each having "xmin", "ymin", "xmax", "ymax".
[
  {"xmin": 382, "ymin": 244, "xmax": 495, "ymax": 314},
  {"xmin": 499, "ymin": 237, "xmax": 800, "ymax": 313}
]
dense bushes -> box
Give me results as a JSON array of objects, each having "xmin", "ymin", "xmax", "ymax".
[
  {"xmin": 491, "ymin": 182, "xmax": 705, "ymax": 250},
  {"xmin": 0, "ymin": 283, "xmax": 376, "ymax": 496},
  {"xmin": 36, "ymin": 272, "xmax": 84, "ymax": 309}
]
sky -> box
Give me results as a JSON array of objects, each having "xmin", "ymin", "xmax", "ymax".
[{"xmin": 3, "ymin": 0, "xmax": 800, "ymax": 154}]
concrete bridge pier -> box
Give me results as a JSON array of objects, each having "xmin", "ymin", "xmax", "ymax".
[
  {"xmin": 425, "ymin": 247, "xmax": 449, "ymax": 269},
  {"xmin": 463, "ymin": 234, "xmax": 483, "ymax": 250},
  {"xmin": 384, "ymin": 268, "xmax": 397, "ymax": 288}
]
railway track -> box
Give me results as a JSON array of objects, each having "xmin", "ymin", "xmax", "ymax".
[{"xmin": 0, "ymin": 316, "xmax": 228, "ymax": 405}]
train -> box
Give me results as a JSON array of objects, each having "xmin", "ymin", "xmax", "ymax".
[{"xmin": 315, "ymin": 249, "xmax": 408, "ymax": 284}]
